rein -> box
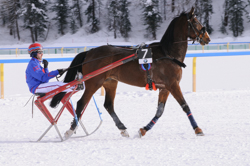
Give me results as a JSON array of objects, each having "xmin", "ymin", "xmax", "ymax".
[
  {"xmin": 56, "ymin": 51, "xmax": 137, "ymax": 79},
  {"xmin": 173, "ymin": 39, "xmax": 193, "ymax": 44}
]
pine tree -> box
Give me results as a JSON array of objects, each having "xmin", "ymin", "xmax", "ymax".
[
  {"xmin": 71, "ymin": 0, "xmax": 84, "ymax": 28},
  {"xmin": 220, "ymin": 16, "xmax": 227, "ymax": 34},
  {"xmin": 203, "ymin": 0, "xmax": 213, "ymax": 34},
  {"xmin": 119, "ymin": 0, "xmax": 131, "ymax": 39},
  {"xmin": 220, "ymin": 0, "xmax": 230, "ymax": 34},
  {"xmin": 0, "ymin": 0, "xmax": 21, "ymax": 40},
  {"xmin": 163, "ymin": 0, "xmax": 167, "ymax": 20},
  {"xmin": 171, "ymin": 0, "xmax": 175, "ymax": 12},
  {"xmin": 228, "ymin": 0, "xmax": 245, "ymax": 37},
  {"xmin": 85, "ymin": 0, "xmax": 100, "ymax": 33},
  {"xmin": 0, "ymin": 2, "xmax": 8, "ymax": 26},
  {"xmin": 107, "ymin": 0, "xmax": 119, "ymax": 39},
  {"xmin": 22, "ymin": 0, "xmax": 49, "ymax": 42},
  {"xmin": 96, "ymin": 0, "xmax": 103, "ymax": 20},
  {"xmin": 223, "ymin": 0, "xmax": 230, "ymax": 26},
  {"xmin": 246, "ymin": 0, "xmax": 250, "ymax": 22},
  {"xmin": 195, "ymin": 0, "xmax": 213, "ymax": 34},
  {"xmin": 142, "ymin": 0, "xmax": 162, "ymax": 40},
  {"xmin": 69, "ymin": 13, "xmax": 79, "ymax": 34},
  {"xmin": 51, "ymin": 0, "xmax": 69, "ymax": 35}
]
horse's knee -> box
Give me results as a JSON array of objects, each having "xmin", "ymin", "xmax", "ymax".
[
  {"xmin": 155, "ymin": 102, "xmax": 165, "ymax": 118},
  {"xmin": 104, "ymin": 100, "xmax": 113, "ymax": 112},
  {"xmin": 181, "ymin": 103, "xmax": 190, "ymax": 113}
]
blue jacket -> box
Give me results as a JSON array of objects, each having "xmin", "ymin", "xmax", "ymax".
[{"xmin": 25, "ymin": 58, "xmax": 59, "ymax": 94}]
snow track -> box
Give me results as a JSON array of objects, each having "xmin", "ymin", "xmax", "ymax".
[{"xmin": 0, "ymin": 89, "xmax": 250, "ymax": 165}]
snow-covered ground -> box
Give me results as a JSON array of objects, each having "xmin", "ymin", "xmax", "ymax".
[{"xmin": 0, "ymin": 81, "xmax": 250, "ymax": 165}]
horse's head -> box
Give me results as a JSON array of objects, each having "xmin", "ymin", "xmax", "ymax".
[{"xmin": 186, "ymin": 7, "xmax": 211, "ymax": 45}]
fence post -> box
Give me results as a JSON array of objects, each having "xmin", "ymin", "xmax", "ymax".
[
  {"xmin": 227, "ymin": 42, "xmax": 229, "ymax": 52},
  {"xmin": 193, "ymin": 57, "xmax": 197, "ymax": 92},
  {"xmin": 15, "ymin": 48, "xmax": 18, "ymax": 57},
  {"xmin": 61, "ymin": 47, "xmax": 64, "ymax": 56},
  {"xmin": 101, "ymin": 86, "xmax": 105, "ymax": 96},
  {"xmin": 0, "ymin": 63, "xmax": 4, "ymax": 99}
]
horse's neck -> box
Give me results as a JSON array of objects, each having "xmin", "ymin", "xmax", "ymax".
[
  {"xmin": 170, "ymin": 41, "xmax": 188, "ymax": 62},
  {"xmin": 162, "ymin": 19, "xmax": 188, "ymax": 62}
]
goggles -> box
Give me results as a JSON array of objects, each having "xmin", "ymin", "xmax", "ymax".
[{"xmin": 36, "ymin": 50, "xmax": 43, "ymax": 54}]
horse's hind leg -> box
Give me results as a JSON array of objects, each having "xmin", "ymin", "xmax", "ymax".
[
  {"xmin": 103, "ymin": 79, "xmax": 129, "ymax": 137},
  {"xmin": 139, "ymin": 89, "xmax": 170, "ymax": 137},
  {"xmin": 170, "ymin": 83, "xmax": 204, "ymax": 136},
  {"xmin": 64, "ymin": 77, "xmax": 104, "ymax": 139}
]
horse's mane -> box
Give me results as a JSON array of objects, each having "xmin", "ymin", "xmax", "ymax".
[{"xmin": 160, "ymin": 12, "xmax": 187, "ymax": 54}]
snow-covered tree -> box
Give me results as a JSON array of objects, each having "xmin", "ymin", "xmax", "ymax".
[
  {"xmin": 171, "ymin": 0, "xmax": 175, "ymax": 12},
  {"xmin": 70, "ymin": 0, "xmax": 84, "ymax": 28},
  {"xmin": 246, "ymin": 0, "xmax": 250, "ymax": 22},
  {"xmin": 195, "ymin": 0, "xmax": 213, "ymax": 34},
  {"xmin": 51, "ymin": 0, "xmax": 69, "ymax": 35},
  {"xmin": 107, "ymin": 0, "xmax": 119, "ymax": 39},
  {"xmin": 142, "ymin": 0, "xmax": 162, "ymax": 40},
  {"xmin": 220, "ymin": 0, "xmax": 230, "ymax": 34},
  {"xmin": 228, "ymin": 0, "xmax": 245, "ymax": 37},
  {"xmin": 22, "ymin": 0, "xmax": 49, "ymax": 42},
  {"xmin": 69, "ymin": 13, "xmax": 79, "ymax": 34},
  {"xmin": 96, "ymin": 0, "xmax": 103, "ymax": 20},
  {"xmin": 203, "ymin": 0, "xmax": 213, "ymax": 34},
  {"xmin": 85, "ymin": 0, "xmax": 100, "ymax": 33},
  {"xmin": 0, "ymin": 0, "xmax": 21, "ymax": 40},
  {"xmin": 106, "ymin": 0, "xmax": 131, "ymax": 39},
  {"xmin": 119, "ymin": 0, "xmax": 131, "ymax": 38}
]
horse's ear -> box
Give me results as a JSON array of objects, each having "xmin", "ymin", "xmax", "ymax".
[{"xmin": 189, "ymin": 7, "xmax": 195, "ymax": 18}]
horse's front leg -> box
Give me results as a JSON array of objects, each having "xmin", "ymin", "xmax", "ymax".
[
  {"xmin": 139, "ymin": 89, "xmax": 170, "ymax": 137},
  {"xmin": 171, "ymin": 83, "xmax": 204, "ymax": 136}
]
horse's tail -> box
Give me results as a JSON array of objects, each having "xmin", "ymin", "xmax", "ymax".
[
  {"xmin": 64, "ymin": 51, "xmax": 88, "ymax": 83},
  {"xmin": 50, "ymin": 51, "xmax": 88, "ymax": 108}
]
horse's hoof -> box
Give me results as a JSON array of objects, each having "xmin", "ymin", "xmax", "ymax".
[
  {"xmin": 120, "ymin": 129, "xmax": 129, "ymax": 137},
  {"xmin": 138, "ymin": 128, "xmax": 147, "ymax": 137},
  {"xmin": 195, "ymin": 127, "xmax": 204, "ymax": 136}
]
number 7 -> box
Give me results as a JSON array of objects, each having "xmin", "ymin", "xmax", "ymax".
[{"xmin": 141, "ymin": 49, "xmax": 148, "ymax": 59}]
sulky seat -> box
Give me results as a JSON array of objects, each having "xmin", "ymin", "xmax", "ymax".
[{"xmin": 34, "ymin": 85, "xmax": 89, "ymax": 142}]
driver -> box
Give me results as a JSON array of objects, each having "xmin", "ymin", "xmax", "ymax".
[{"xmin": 25, "ymin": 43, "xmax": 71, "ymax": 94}]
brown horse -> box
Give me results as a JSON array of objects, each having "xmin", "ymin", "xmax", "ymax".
[{"xmin": 52, "ymin": 7, "xmax": 210, "ymax": 138}]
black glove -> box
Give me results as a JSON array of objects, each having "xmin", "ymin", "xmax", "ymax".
[
  {"xmin": 57, "ymin": 69, "xmax": 67, "ymax": 77},
  {"xmin": 43, "ymin": 59, "xmax": 48, "ymax": 68}
]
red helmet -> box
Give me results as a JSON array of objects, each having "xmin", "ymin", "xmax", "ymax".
[{"xmin": 28, "ymin": 43, "xmax": 43, "ymax": 54}]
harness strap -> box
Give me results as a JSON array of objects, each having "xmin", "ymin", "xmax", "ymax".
[
  {"xmin": 156, "ymin": 56, "xmax": 186, "ymax": 68},
  {"xmin": 142, "ymin": 64, "xmax": 157, "ymax": 91},
  {"xmin": 144, "ymin": 64, "xmax": 153, "ymax": 90}
]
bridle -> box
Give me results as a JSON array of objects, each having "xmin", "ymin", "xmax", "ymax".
[{"xmin": 187, "ymin": 14, "xmax": 206, "ymax": 44}]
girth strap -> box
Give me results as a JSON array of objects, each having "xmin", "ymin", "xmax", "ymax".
[{"xmin": 143, "ymin": 64, "xmax": 156, "ymax": 91}]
